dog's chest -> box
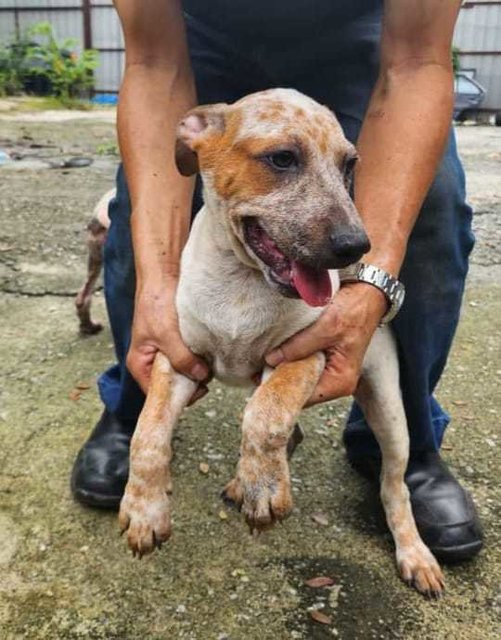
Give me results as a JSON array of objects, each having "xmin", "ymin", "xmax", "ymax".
[
  {"xmin": 177, "ymin": 263, "xmax": 320, "ymax": 385},
  {"xmin": 175, "ymin": 206, "xmax": 327, "ymax": 385}
]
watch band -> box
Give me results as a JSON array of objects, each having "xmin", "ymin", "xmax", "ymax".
[{"xmin": 339, "ymin": 262, "xmax": 406, "ymax": 324}]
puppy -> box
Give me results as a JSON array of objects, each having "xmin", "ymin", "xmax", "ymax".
[{"xmin": 116, "ymin": 89, "xmax": 444, "ymax": 596}]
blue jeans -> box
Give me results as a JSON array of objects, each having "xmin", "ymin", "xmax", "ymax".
[{"xmin": 98, "ymin": 15, "xmax": 475, "ymax": 457}]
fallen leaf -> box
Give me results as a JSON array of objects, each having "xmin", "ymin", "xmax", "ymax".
[
  {"xmin": 199, "ymin": 462, "xmax": 210, "ymax": 474},
  {"xmin": 305, "ymin": 576, "xmax": 335, "ymax": 588},
  {"xmin": 311, "ymin": 512, "xmax": 329, "ymax": 526},
  {"xmin": 69, "ymin": 389, "xmax": 81, "ymax": 401},
  {"xmin": 310, "ymin": 610, "xmax": 332, "ymax": 625},
  {"xmin": 218, "ymin": 510, "xmax": 228, "ymax": 520},
  {"xmin": 452, "ymin": 400, "xmax": 468, "ymax": 406},
  {"xmin": 75, "ymin": 381, "xmax": 91, "ymax": 390},
  {"xmin": 441, "ymin": 444, "xmax": 453, "ymax": 451}
]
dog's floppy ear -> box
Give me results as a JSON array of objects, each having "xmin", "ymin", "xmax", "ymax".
[{"xmin": 175, "ymin": 103, "xmax": 228, "ymax": 177}]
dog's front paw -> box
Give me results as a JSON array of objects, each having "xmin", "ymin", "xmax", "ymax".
[
  {"xmin": 118, "ymin": 484, "xmax": 171, "ymax": 557},
  {"xmin": 397, "ymin": 542, "xmax": 445, "ymax": 598},
  {"xmin": 224, "ymin": 453, "xmax": 293, "ymax": 532}
]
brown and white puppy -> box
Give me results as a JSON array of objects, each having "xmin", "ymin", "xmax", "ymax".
[{"xmin": 117, "ymin": 89, "xmax": 444, "ymax": 597}]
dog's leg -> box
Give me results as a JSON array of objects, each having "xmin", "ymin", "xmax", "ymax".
[
  {"xmin": 222, "ymin": 353, "xmax": 325, "ymax": 531},
  {"xmin": 119, "ymin": 353, "xmax": 197, "ymax": 556},
  {"xmin": 75, "ymin": 218, "xmax": 107, "ymax": 335},
  {"xmin": 357, "ymin": 327, "xmax": 445, "ymax": 597}
]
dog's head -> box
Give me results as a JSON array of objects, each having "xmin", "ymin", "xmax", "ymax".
[{"xmin": 176, "ymin": 88, "xmax": 369, "ymax": 306}]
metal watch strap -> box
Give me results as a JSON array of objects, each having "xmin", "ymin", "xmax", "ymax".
[{"xmin": 339, "ymin": 262, "xmax": 406, "ymax": 324}]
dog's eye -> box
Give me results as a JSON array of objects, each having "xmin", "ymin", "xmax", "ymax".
[{"xmin": 266, "ymin": 151, "xmax": 298, "ymax": 171}]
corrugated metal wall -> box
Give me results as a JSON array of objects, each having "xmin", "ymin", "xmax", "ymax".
[
  {"xmin": 0, "ymin": 0, "xmax": 124, "ymax": 93},
  {"xmin": 88, "ymin": 0, "xmax": 123, "ymax": 93},
  {"xmin": 1, "ymin": 1, "xmax": 500, "ymax": 108},
  {"xmin": 0, "ymin": 1, "xmax": 84, "ymax": 46},
  {"xmin": 454, "ymin": 1, "xmax": 501, "ymax": 111}
]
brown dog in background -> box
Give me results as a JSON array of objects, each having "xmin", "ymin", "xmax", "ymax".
[{"xmin": 75, "ymin": 188, "xmax": 114, "ymax": 335}]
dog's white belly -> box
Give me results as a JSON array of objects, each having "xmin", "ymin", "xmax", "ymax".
[{"xmin": 178, "ymin": 290, "xmax": 321, "ymax": 386}]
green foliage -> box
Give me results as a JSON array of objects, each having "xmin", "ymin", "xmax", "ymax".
[
  {"xmin": 0, "ymin": 21, "xmax": 98, "ymax": 103},
  {"xmin": 26, "ymin": 22, "xmax": 98, "ymax": 101},
  {"xmin": 96, "ymin": 141, "xmax": 119, "ymax": 156},
  {"xmin": 0, "ymin": 35, "xmax": 32, "ymax": 96},
  {"xmin": 452, "ymin": 46, "xmax": 461, "ymax": 75}
]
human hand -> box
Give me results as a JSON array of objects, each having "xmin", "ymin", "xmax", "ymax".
[
  {"xmin": 127, "ymin": 277, "xmax": 210, "ymax": 402},
  {"xmin": 265, "ymin": 283, "xmax": 388, "ymax": 406}
]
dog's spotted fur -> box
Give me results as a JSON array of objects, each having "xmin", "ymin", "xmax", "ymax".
[{"xmin": 117, "ymin": 89, "xmax": 444, "ymax": 596}]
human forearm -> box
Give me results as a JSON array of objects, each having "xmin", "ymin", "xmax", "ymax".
[
  {"xmin": 118, "ymin": 61, "xmax": 196, "ymax": 286},
  {"xmin": 355, "ymin": 61, "xmax": 454, "ymax": 276},
  {"xmin": 112, "ymin": 0, "xmax": 209, "ymax": 388},
  {"xmin": 113, "ymin": 0, "xmax": 196, "ymax": 286}
]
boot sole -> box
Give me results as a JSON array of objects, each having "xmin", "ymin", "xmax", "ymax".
[
  {"xmin": 72, "ymin": 485, "xmax": 122, "ymax": 511},
  {"xmin": 431, "ymin": 539, "xmax": 483, "ymax": 564}
]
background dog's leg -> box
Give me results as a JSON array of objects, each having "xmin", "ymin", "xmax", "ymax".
[
  {"xmin": 222, "ymin": 353, "xmax": 325, "ymax": 532},
  {"xmin": 75, "ymin": 218, "xmax": 107, "ymax": 335},
  {"xmin": 119, "ymin": 353, "xmax": 197, "ymax": 557},
  {"xmin": 357, "ymin": 327, "xmax": 445, "ymax": 597}
]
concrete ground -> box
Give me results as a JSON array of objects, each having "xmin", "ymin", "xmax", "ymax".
[{"xmin": 0, "ymin": 108, "xmax": 500, "ymax": 640}]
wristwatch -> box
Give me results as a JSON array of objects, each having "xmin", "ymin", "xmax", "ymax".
[{"xmin": 339, "ymin": 262, "xmax": 406, "ymax": 324}]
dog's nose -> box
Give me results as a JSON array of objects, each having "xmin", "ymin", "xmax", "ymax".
[{"xmin": 329, "ymin": 226, "xmax": 371, "ymax": 262}]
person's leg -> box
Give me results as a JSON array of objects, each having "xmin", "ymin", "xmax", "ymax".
[
  {"xmin": 98, "ymin": 167, "xmax": 144, "ymax": 425},
  {"xmin": 344, "ymin": 128, "xmax": 475, "ymax": 458},
  {"xmin": 274, "ymin": 7, "xmax": 482, "ymax": 549},
  {"xmin": 71, "ymin": 15, "xmax": 275, "ymax": 508},
  {"xmin": 336, "ymin": 120, "xmax": 481, "ymax": 561}
]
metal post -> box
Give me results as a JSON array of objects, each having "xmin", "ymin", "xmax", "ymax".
[
  {"xmin": 82, "ymin": 0, "xmax": 92, "ymax": 50},
  {"xmin": 14, "ymin": 7, "xmax": 20, "ymax": 41}
]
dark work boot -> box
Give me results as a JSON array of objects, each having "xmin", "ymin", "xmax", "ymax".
[
  {"xmin": 71, "ymin": 410, "xmax": 135, "ymax": 510},
  {"xmin": 349, "ymin": 451, "xmax": 483, "ymax": 563}
]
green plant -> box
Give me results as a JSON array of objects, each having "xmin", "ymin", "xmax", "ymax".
[
  {"xmin": 0, "ymin": 36, "xmax": 33, "ymax": 96},
  {"xmin": 26, "ymin": 22, "xmax": 98, "ymax": 101},
  {"xmin": 96, "ymin": 141, "xmax": 119, "ymax": 156},
  {"xmin": 0, "ymin": 60, "xmax": 22, "ymax": 96},
  {"xmin": 0, "ymin": 21, "xmax": 98, "ymax": 102}
]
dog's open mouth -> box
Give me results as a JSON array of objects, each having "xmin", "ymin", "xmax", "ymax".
[{"xmin": 243, "ymin": 218, "xmax": 332, "ymax": 307}]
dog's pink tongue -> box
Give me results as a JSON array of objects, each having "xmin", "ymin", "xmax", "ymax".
[{"xmin": 291, "ymin": 261, "xmax": 332, "ymax": 307}]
